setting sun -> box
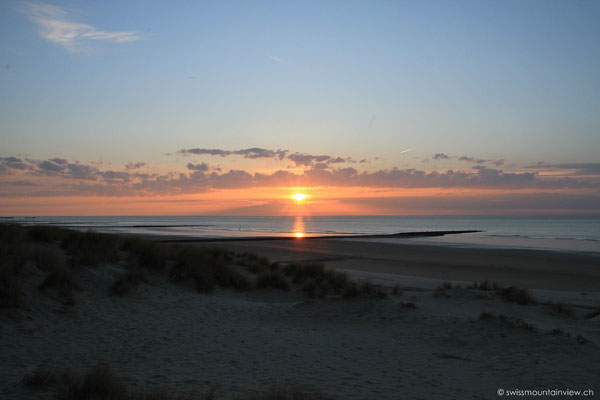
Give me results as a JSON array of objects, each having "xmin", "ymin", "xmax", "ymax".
[
  {"xmin": 295, "ymin": 232, "xmax": 303, "ymax": 238},
  {"xmin": 291, "ymin": 193, "xmax": 308, "ymax": 202}
]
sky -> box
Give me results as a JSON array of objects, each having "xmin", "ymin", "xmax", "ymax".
[{"xmin": 0, "ymin": 0, "xmax": 599, "ymax": 215}]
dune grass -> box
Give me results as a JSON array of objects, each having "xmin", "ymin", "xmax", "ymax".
[
  {"xmin": 281, "ymin": 262, "xmax": 367, "ymax": 298},
  {"xmin": 256, "ymin": 269, "xmax": 290, "ymax": 291},
  {"xmin": 123, "ymin": 238, "xmax": 171, "ymax": 271},
  {"xmin": 38, "ymin": 265, "xmax": 81, "ymax": 292},
  {"xmin": 170, "ymin": 247, "xmax": 250, "ymax": 293},
  {"xmin": 342, "ymin": 279, "xmax": 388, "ymax": 299},
  {"xmin": 470, "ymin": 281, "xmax": 537, "ymax": 305},
  {"xmin": 111, "ymin": 267, "xmax": 150, "ymax": 296},
  {"xmin": 0, "ymin": 264, "xmax": 23, "ymax": 308},
  {"xmin": 478, "ymin": 312, "xmax": 535, "ymax": 331},
  {"xmin": 236, "ymin": 252, "xmax": 272, "ymax": 274},
  {"xmin": 33, "ymin": 246, "xmax": 64, "ymax": 273},
  {"xmin": 391, "ymin": 283, "xmax": 403, "ymax": 295},
  {"xmin": 61, "ymin": 230, "xmax": 121, "ymax": 266},
  {"xmin": 243, "ymin": 385, "xmax": 335, "ymax": 400},
  {"xmin": 546, "ymin": 301, "xmax": 575, "ymax": 317},
  {"xmin": 23, "ymin": 364, "xmax": 333, "ymax": 400}
]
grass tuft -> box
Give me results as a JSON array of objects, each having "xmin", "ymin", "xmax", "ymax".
[
  {"xmin": 111, "ymin": 268, "xmax": 149, "ymax": 296},
  {"xmin": 498, "ymin": 286, "xmax": 537, "ymax": 306},
  {"xmin": 61, "ymin": 230, "xmax": 120, "ymax": 266},
  {"xmin": 60, "ymin": 364, "xmax": 128, "ymax": 400},
  {"xmin": 546, "ymin": 301, "xmax": 575, "ymax": 317},
  {"xmin": 244, "ymin": 384, "xmax": 335, "ymax": 400},
  {"xmin": 0, "ymin": 264, "xmax": 23, "ymax": 308},
  {"xmin": 391, "ymin": 283, "xmax": 403, "ymax": 295},
  {"xmin": 170, "ymin": 247, "xmax": 250, "ymax": 293},
  {"xmin": 343, "ymin": 280, "xmax": 387, "ymax": 299},
  {"xmin": 256, "ymin": 269, "xmax": 289, "ymax": 291},
  {"xmin": 22, "ymin": 366, "xmax": 61, "ymax": 388},
  {"xmin": 123, "ymin": 238, "xmax": 171, "ymax": 271},
  {"xmin": 33, "ymin": 246, "xmax": 64, "ymax": 272},
  {"xmin": 39, "ymin": 265, "xmax": 81, "ymax": 292},
  {"xmin": 479, "ymin": 312, "xmax": 535, "ymax": 330},
  {"xmin": 236, "ymin": 252, "xmax": 272, "ymax": 274},
  {"xmin": 469, "ymin": 281, "xmax": 503, "ymax": 291},
  {"xmin": 283, "ymin": 262, "xmax": 353, "ymax": 298},
  {"xmin": 470, "ymin": 281, "xmax": 537, "ymax": 305}
]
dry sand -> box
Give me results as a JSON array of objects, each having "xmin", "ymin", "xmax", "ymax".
[{"xmin": 2, "ymin": 237, "xmax": 599, "ymax": 399}]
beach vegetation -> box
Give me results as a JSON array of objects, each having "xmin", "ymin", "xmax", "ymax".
[
  {"xmin": 498, "ymin": 286, "xmax": 537, "ymax": 306},
  {"xmin": 22, "ymin": 366, "xmax": 62, "ymax": 388},
  {"xmin": 237, "ymin": 252, "xmax": 272, "ymax": 273},
  {"xmin": 111, "ymin": 267, "xmax": 149, "ymax": 296},
  {"xmin": 343, "ymin": 280, "xmax": 387, "ymax": 299},
  {"xmin": 123, "ymin": 238, "xmax": 171, "ymax": 271},
  {"xmin": 391, "ymin": 283, "xmax": 403, "ymax": 295},
  {"xmin": 170, "ymin": 247, "xmax": 250, "ymax": 293},
  {"xmin": 38, "ymin": 265, "xmax": 81, "ymax": 292},
  {"xmin": 27, "ymin": 225, "xmax": 68, "ymax": 243},
  {"xmin": 470, "ymin": 281, "xmax": 537, "ymax": 305},
  {"xmin": 282, "ymin": 262, "xmax": 357, "ymax": 298},
  {"xmin": 0, "ymin": 263, "xmax": 23, "ymax": 308},
  {"xmin": 244, "ymin": 384, "xmax": 335, "ymax": 400},
  {"xmin": 256, "ymin": 269, "xmax": 289, "ymax": 291},
  {"xmin": 469, "ymin": 281, "xmax": 503, "ymax": 291},
  {"xmin": 546, "ymin": 301, "xmax": 575, "ymax": 317},
  {"xmin": 61, "ymin": 230, "xmax": 120, "ymax": 266},
  {"xmin": 479, "ymin": 312, "xmax": 535, "ymax": 331},
  {"xmin": 33, "ymin": 246, "xmax": 64, "ymax": 273}
]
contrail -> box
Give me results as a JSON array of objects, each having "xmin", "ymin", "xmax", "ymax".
[{"xmin": 400, "ymin": 148, "xmax": 415, "ymax": 154}]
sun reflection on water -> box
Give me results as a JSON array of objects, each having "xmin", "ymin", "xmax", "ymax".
[{"xmin": 293, "ymin": 216, "xmax": 305, "ymax": 238}]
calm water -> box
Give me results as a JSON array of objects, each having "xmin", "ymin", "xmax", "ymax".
[{"xmin": 7, "ymin": 215, "xmax": 600, "ymax": 253}]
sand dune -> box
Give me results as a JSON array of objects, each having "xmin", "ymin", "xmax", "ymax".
[{"xmin": 1, "ymin": 227, "xmax": 599, "ymax": 399}]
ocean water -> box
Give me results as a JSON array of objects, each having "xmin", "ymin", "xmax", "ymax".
[{"xmin": 6, "ymin": 215, "xmax": 600, "ymax": 253}]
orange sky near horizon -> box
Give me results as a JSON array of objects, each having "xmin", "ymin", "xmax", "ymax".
[{"xmin": 1, "ymin": 186, "xmax": 596, "ymax": 216}]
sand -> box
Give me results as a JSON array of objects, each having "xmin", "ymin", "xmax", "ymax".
[{"xmin": 2, "ymin": 237, "xmax": 599, "ymax": 399}]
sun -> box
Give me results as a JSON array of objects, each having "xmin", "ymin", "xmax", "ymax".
[{"xmin": 290, "ymin": 193, "xmax": 308, "ymax": 202}]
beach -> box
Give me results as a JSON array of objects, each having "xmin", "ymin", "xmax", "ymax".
[{"xmin": 1, "ymin": 226, "xmax": 599, "ymax": 399}]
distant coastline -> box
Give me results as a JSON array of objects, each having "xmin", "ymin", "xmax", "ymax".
[{"xmin": 156, "ymin": 230, "xmax": 482, "ymax": 242}]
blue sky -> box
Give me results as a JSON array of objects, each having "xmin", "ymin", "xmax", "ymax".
[{"xmin": 0, "ymin": 0, "xmax": 599, "ymax": 214}]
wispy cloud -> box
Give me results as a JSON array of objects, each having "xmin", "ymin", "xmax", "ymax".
[
  {"xmin": 266, "ymin": 53, "xmax": 287, "ymax": 65},
  {"xmin": 23, "ymin": 2, "xmax": 142, "ymax": 53}
]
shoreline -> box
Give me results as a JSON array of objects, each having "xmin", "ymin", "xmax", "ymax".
[{"xmin": 154, "ymin": 229, "xmax": 482, "ymax": 242}]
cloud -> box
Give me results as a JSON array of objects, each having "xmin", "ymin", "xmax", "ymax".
[
  {"xmin": 23, "ymin": 2, "xmax": 142, "ymax": 53},
  {"xmin": 179, "ymin": 147, "xmax": 288, "ymax": 160},
  {"xmin": 2, "ymin": 155, "xmax": 599, "ymax": 199},
  {"xmin": 525, "ymin": 163, "xmax": 600, "ymax": 176},
  {"xmin": 267, "ymin": 54, "xmax": 287, "ymax": 65},
  {"xmin": 0, "ymin": 157, "xmax": 32, "ymax": 173},
  {"xmin": 0, "ymin": 180, "xmax": 38, "ymax": 186},
  {"xmin": 177, "ymin": 147, "xmax": 354, "ymax": 168},
  {"xmin": 433, "ymin": 153, "xmax": 449, "ymax": 160},
  {"xmin": 125, "ymin": 162, "xmax": 146, "ymax": 170},
  {"xmin": 187, "ymin": 162, "xmax": 209, "ymax": 172},
  {"xmin": 458, "ymin": 156, "xmax": 487, "ymax": 163}
]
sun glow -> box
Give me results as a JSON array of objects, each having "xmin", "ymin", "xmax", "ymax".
[
  {"xmin": 291, "ymin": 193, "xmax": 308, "ymax": 202},
  {"xmin": 295, "ymin": 232, "xmax": 304, "ymax": 238}
]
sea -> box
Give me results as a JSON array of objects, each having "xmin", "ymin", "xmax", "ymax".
[{"xmin": 4, "ymin": 215, "xmax": 600, "ymax": 254}]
